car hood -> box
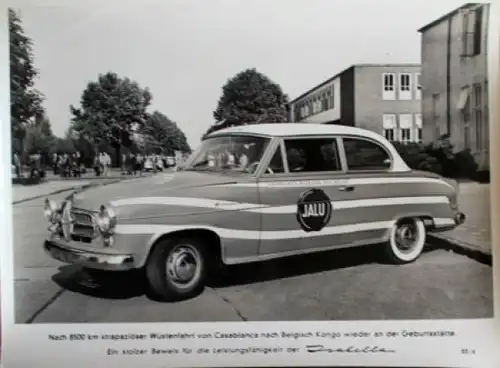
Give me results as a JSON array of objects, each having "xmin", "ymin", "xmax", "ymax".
[{"xmin": 70, "ymin": 171, "xmax": 241, "ymax": 214}]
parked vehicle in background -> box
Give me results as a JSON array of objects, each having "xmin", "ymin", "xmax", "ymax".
[
  {"xmin": 42, "ymin": 123, "xmax": 466, "ymax": 302},
  {"xmin": 143, "ymin": 157, "xmax": 154, "ymax": 172},
  {"xmin": 166, "ymin": 156, "xmax": 175, "ymax": 167}
]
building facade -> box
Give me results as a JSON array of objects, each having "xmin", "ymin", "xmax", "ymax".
[
  {"xmin": 418, "ymin": 3, "xmax": 490, "ymax": 171},
  {"xmin": 288, "ymin": 64, "xmax": 423, "ymax": 145}
]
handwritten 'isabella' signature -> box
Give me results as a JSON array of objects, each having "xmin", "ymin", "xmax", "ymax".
[{"xmin": 306, "ymin": 344, "xmax": 396, "ymax": 353}]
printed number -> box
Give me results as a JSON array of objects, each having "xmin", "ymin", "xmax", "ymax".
[
  {"xmin": 461, "ymin": 348, "xmax": 476, "ymax": 355},
  {"xmin": 69, "ymin": 334, "xmax": 86, "ymax": 341}
]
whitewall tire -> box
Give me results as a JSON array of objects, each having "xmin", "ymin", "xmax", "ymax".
[{"xmin": 385, "ymin": 218, "xmax": 426, "ymax": 264}]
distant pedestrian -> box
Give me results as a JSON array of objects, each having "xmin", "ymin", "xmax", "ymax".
[
  {"xmin": 52, "ymin": 153, "xmax": 58, "ymax": 175},
  {"xmin": 13, "ymin": 153, "xmax": 21, "ymax": 178}
]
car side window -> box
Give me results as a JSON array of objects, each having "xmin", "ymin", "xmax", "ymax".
[
  {"xmin": 264, "ymin": 146, "xmax": 285, "ymax": 174},
  {"xmin": 283, "ymin": 138, "xmax": 341, "ymax": 173},
  {"xmin": 343, "ymin": 138, "xmax": 391, "ymax": 171}
]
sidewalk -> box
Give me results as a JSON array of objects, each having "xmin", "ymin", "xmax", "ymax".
[
  {"xmin": 430, "ymin": 182, "xmax": 491, "ymax": 257},
  {"xmin": 12, "ymin": 180, "xmax": 93, "ymax": 204},
  {"xmin": 43, "ymin": 168, "xmax": 157, "ymax": 181}
]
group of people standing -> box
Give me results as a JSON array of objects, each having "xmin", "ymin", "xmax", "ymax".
[
  {"xmin": 52, "ymin": 151, "xmax": 85, "ymax": 177},
  {"xmin": 121, "ymin": 152, "xmax": 165, "ymax": 175}
]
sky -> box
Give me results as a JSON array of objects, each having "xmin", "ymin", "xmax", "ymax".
[{"xmin": 12, "ymin": 0, "xmax": 466, "ymax": 148}]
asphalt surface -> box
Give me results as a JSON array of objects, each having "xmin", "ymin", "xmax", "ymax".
[{"xmin": 14, "ymin": 181, "xmax": 494, "ymax": 323}]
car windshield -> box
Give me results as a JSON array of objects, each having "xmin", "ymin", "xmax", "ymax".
[{"xmin": 184, "ymin": 135, "xmax": 271, "ymax": 174}]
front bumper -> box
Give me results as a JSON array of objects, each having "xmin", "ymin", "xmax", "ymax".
[{"xmin": 44, "ymin": 240, "xmax": 136, "ymax": 271}]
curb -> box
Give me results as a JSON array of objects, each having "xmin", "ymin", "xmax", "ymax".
[
  {"xmin": 428, "ymin": 234, "xmax": 492, "ymax": 266},
  {"xmin": 12, "ymin": 179, "xmax": 121, "ymax": 205}
]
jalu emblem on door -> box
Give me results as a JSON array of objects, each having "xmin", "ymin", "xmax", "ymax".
[{"xmin": 296, "ymin": 188, "xmax": 332, "ymax": 232}]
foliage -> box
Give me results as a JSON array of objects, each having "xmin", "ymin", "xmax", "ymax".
[
  {"xmin": 69, "ymin": 72, "xmax": 152, "ymax": 150},
  {"xmin": 24, "ymin": 114, "xmax": 57, "ymax": 155},
  {"xmin": 140, "ymin": 111, "xmax": 191, "ymax": 155},
  {"xmin": 205, "ymin": 68, "xmax": 289, "ymax": 137},
  {"xmin": 392, "ymin": 135, "xmax": 478, "ymax": 179},
  {"xmin": 9, "ymin": 8, "xmax": 44, "ymax": 147}
]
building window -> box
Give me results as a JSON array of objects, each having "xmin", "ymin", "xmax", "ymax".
[
  {"xmin": 312, "ymin": 97, "xmax": 319, "ymax": 114},
  {"xmin": 399, "ymin": 114, "xmax": 413, "ymax": 144},
  {"xmin": 382, "ymin": 114, "xmax": 397, "ymax": 141},
  {"xmin": 460, "ymin": 86, "xmax": 471, "ymax": 150},
  {"xmin": 415, "ymin": 113, "xmax": 422, "ymax": 143},
  {"xmin": 473, "ymin": 6, "xmax": 483, "ymax": 55},
  {"xmin": 329, "ymin": 85, "xmax": 335, "ymax": 108},
  {"xmin": 461, "ymin": 7, "xmax": 483, "ymax": 57},
  {"xmin": 382, "ymin": 73, "xmax": 396, "ymax": 100},
  {"xmin": 474, "ymin": 83, "xmax": 483, "ymax": 151},
  {"xmin": 398, "ymin": 73, "xmax": 412, "ymax": 100},
  {"xmin": 458, "ymin": 86, "xmax": 471, "ymax": 121},
  {"xmin": 322, "ymin": 92, "xmax": 328, "ymax": 111},
  {"xmin": 415, "ymin": 73, "xmax": 422, "ymax": 100},
  {"xmin": 484, "ymin": 81, "xmax": 489, "ymax": 152}
]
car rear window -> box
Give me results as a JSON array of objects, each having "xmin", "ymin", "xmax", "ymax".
[{"xmin": 343, "ymin": 138, "xmax": 391, "ymax": 171}]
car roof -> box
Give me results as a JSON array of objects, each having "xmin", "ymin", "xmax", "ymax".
[
  {"xmin": 207, "ymin": 122, "xmax": 411, "ymax": 172},
  {"xmin": 208, "ymin": 123, "xmax": 383, "ymax": 140}
]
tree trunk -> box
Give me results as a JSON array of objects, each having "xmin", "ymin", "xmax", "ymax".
[{"xmin": 116, "ymin": 144, "xmax": 122, "ymax": 168}]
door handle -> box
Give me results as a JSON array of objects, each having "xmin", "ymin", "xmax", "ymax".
[{"xmin": 338, "ymin": 185, "xmax": 355, "ymax": 192}]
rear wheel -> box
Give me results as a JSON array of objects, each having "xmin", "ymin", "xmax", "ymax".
[
  {"xmin": 384, "ymin": 217, "xmax": 426, "ymax": 264},
  {"xmin": 146, "ymin": 237, "xmax": 209, "ymax": 301}
]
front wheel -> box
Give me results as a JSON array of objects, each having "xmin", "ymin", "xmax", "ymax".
[
  {"xmin": 384, "ymin": 217, "xmax": 426, "ymax": 264},
  {"xmin": 146, "ymin": 237, "xmax": 209, "ymax": 301}
]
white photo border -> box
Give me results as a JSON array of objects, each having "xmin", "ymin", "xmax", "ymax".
[{"xmin": 1, "ymin": 1, "xmax": 500, "ymax": 367}]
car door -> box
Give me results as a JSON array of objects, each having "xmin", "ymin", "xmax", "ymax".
[
  {"xmin": 256, "ymin": 135, "xmax": 357, "ymax": 258},
  {"xmin": 334, "ymin": 135, "xmax": 396, "ymax": 246}
]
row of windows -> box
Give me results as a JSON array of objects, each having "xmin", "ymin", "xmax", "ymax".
[
  {"xmin": 382, "ymin": 113, "xmax": 422, "ymax": 144},
  {"xmin": 382, "ymin": 72, "xmax": 421, "ymax": 101},
  {"xmin": 294, "ymin": 85, "xmax": 335, "ymax": 121},
  {"xmin": 266, "ymin": 136, "xmax": 391, "ymax": 175}
]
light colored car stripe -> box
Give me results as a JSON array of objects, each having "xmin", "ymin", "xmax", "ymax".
[
  {"xmin": 109, "ymin": 197, "xmax": 265, "ymax": 210},
  {"xmin": 114, "ymin": 221, "xmax": 395, "ymax": 240},
  {"xmin": 115, "ymin": 218, "xmax": 454, "ymax": 240},
  {"xmin": 109, "ymin": 195, "xmax": 450, "ymax": 214},
  {"xmin": 225, "ymin": 177, "xmax": 454, "ymax": 189},
  {"xmin": 255, "ymin": 196, "xmax": 450, "ymax": 214}
]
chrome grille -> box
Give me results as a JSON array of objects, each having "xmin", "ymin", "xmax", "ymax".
[{"xmin": 71, "ymin": 208, "xmax": 96, "ymax": 240}]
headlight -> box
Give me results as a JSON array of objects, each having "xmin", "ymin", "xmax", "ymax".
[
  {"xmin": 97, "ymin": 204, "xmax": 117, "ymax": 235},
  {"xmin": 43, "ymin": 199, "xmax": 59, "ymax": 223}
]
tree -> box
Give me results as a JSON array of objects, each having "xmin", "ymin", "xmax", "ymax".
[
  {"xmin": 141, "ymin": 111, "xmax": 191, "ymax": 155},
  {"xmin": 24, "ymin": 114, "xmax": 56, "ymax": 155},
  {"xmin": 9, "ymin": 8, "xmax": 44, "ymax": 157},
  {"xmin": 205, "ymin": 68, "xmax": 289, "ymax": 136},
  {"xmin": 69, "ymin": 72, "xmax": 152, "ymax": 164}
]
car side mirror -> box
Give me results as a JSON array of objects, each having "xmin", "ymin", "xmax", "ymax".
[{"xmin": 383, "ymin": 158, "xmax": 392, "ymax": 166}]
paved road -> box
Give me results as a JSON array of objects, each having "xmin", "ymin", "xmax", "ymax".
[
  {"xmin": 13, "ymin": 182, "xmax": 493, "ymax": 323},
  {"xmin": 433, "ymin": 182, "xmax": 491, "ymax": 254}
]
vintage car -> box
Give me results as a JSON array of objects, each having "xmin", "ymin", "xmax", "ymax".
[{"xmin": 43, "ymin": 123, "xmax": 466, "ymax": 301}]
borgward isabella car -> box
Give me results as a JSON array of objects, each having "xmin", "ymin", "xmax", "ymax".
[{"xmin": 43, "ymin": 123, "xmax": 466, "ymax": 301}]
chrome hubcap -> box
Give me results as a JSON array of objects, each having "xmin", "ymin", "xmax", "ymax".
[
  {"xmin": 166, "ymin": 245, "xmax": 199, "ymax": 286},
  {"xmin": 395, "ymin": 222, "xmax": 418, "ymax": 252}
]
